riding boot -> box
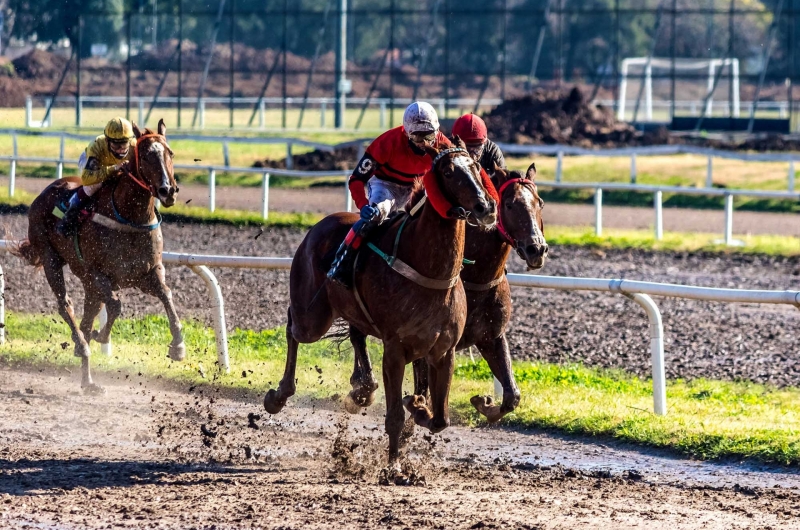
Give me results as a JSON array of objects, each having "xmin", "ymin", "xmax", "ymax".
[
  {"xmin": 327, "ymin": 218, "xmax": 377, "ymax": 288},
  {"xmin": 56, "ymin": 188, "xmax": 91, "ymax": 237}
]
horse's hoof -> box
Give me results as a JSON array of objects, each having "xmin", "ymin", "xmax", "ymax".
[
  {"xmin": 168, "ymin": 342, "xmax": 186, "ymax": 362},
  {"xmin": 343, "ymin": 394, "xmax": 362, "ymax": 414},
  {"xmin": 73, "ymin": 344, "xmax": 90, "ymax": 359},
  {"xmin": 402, "ymin": 394, "xmax": 427, "ymax": 414},
  {"xmin": 82, "ymin": 383, "xmax": 105, "ymax": 395},
  {"xmin": 470, "ymin": 395, "xmax": 503, "ymax": 423},
  {"xmin": 263, "ymin": 389, "xmax": 286, "ymax": 415}
]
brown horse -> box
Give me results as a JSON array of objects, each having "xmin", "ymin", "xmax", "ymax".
[
  {"xmin": 264, "ymin": 144, "xmax": 497, "ymax": 471},
  {"xmin": 413, "ymin": 163, "xmax": 547, "ymax": 423},
  {"xmin": 12, "ymin": 120, "xmax": 184, "ymax": 392}
]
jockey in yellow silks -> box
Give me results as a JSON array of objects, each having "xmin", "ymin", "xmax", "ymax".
[{"xmin": 56, "ymin": 117, "xmax": 137, "ymax": 236}]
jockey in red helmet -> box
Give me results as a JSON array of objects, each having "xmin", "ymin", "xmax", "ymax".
[
  {"xmin": 327, "ymin": 101, "xmax": 453, "ymax": 288},
  {"xmin": 451, "ymin": 113, "xmax": 506, "ymax": 174}
]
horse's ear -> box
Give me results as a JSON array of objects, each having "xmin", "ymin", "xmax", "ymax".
[
  {"xmin": 452, "ymin": 135, "xmax": 466, "ymax": 149},
  {"xmin": 158, "ymin": 118, "xmax": 167, "ymax": 137},
  {"xmin": 493, "ymin": 162, "xmax": 510, "ymax": 185},
  {"xmin": 526, "ymin": 162, "xmax": 537, "ymax": 182},
  {"xmin": 131, "ymin": 122, "xmax": 142, "ymax": 139}
]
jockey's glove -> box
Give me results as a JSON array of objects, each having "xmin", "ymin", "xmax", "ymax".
[
  {"xmin": 111, "ymin": 160, "xmax": 130, "ymax": 174},
  {"xmin": 360, "ymin": 204, "xmax": 380, "ymax": 223}
]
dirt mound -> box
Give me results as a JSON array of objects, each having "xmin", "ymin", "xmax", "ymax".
[
  {"xmin": 11, "ymin": 49, "xmax": 69, "ymax": 80},
  {"xmin": 253, "ymin": 145, "xmax": 360, "ymax": 171},
  {"xmin": 691, "ymin": 134, "xmax": 800, "ymax": 152},
  {"xmin": 0, "ymin": 76, "xmax": 30, "ymax": 107},
  {"xmin": 482, "ymin": 86, "xmax": 669, "ymax": 148}
]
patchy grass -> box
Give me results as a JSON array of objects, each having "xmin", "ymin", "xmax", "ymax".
[
  {"xmin": 3, "ymin": 311, "xmax": 800, "ymax": 465},
  {"xmin": 162, "ymin": 203, "xmax": 321, "ymax": 228}
]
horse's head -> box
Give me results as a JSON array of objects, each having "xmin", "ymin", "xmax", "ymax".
[
  {"xmin": 494, "ymin": 163, "xmax": 548, "ymax": 270},
  {"xmin": 426, "ymin": 136, "xmax": 497, "ymax": 228},
  {"xmin": 131, "ymin": 119, "xmax": 179, "ymax": 207}
]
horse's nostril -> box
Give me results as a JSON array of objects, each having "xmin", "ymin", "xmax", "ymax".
[
  {"xmin": 526, "ymin": 244, "xmax": 546, "ymax": 258},
  {"xmin": 473, "ymin": 201, "xmax": 486, "ymax": 214},
  {"xmin": 543, "ymin": 245, "xmax": 549, "ymax": 255},
  {"xmin": 158, "ymin": 186, "xmax": 170, "ymax": 196}
]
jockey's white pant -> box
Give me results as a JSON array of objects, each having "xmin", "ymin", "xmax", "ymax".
[{"xmin": 366, "ymin": 176, "xmax": 413, "ymax": 222}]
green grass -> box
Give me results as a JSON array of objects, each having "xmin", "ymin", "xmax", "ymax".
[
  {"xmin": 4, "ymin": 310, "xmax": 800, "ymax": 465},
  {"xmin": 163, "ymin": 202, "xmax": 321, "ymax": 228}
]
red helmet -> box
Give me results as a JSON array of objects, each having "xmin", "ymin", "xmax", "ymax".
[{"xmin": 452, "ymin": 113, "xmax": 488, "ymax": 143}]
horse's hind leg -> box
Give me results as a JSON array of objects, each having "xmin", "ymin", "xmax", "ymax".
[
  {"xmin": 79, "ymin": 285, "xmax": 103, "ymax": 345},
  {"xmin": 470, "ymin": 335, "xmax": 520, "ymax": 423},
  {"xmin": 86, "ymin": 271, "xmax": 122, "ymax": 349},
  {"xmin": 343, "ymin": 325, "xmax": 378, "ymax": 414},
  {"xmin": 42, "ymin": 251, "xmax": 97, "ymax": 392},
  {"xmin": 404, "ymin": 348, "xmax": 454, "ymax": 434},
  {"xmin": 137, "ymin": 265, "xmax": 185, "ymax": 361},
  {"xmin": 264, "ymin": 307, "xmax": 301, "ymax": 414}
]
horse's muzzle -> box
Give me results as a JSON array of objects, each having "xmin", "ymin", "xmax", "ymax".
[
  {"xmin": 158, "ymin": 186, "xmax": 177, "ymax": 207},
  {"xmin": 517, "ymin": 241, "xmax": 548, "ymax": 270},
  {"xmin": 471, "ymin": 198, "xmax": 497, "ymax": 228}
]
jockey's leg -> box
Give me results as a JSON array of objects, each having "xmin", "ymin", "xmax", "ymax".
[
  {"xmin": 57, "ymin": 182, "xmax": 102, "ymax": 237},
  {"xmin": 327, "ymin": 178, "xmax": 398, "ymax": 288}
]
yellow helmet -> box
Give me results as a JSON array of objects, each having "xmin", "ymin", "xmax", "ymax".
[{"xmin": 104, "ymin": 117, "xmax": 134, "ymax": 141}]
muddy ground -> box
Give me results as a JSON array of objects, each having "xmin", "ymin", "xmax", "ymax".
[
  {"xmin": 1, "ymin": 214, "xmax": 799, "ymax": 388},
  {"xmin": 1, "ymin": 368, "xmax": 799, "ymax": 529}
]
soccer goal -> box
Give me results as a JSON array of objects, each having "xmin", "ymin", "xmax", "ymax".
[{"xmin": 617, "ymin": 57, "xmax": 740, "ymax": 121}]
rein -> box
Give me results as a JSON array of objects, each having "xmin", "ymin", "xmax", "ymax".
[{"xmin": 123, "ymin": 133, "xmax": 166, "ymax": 196}]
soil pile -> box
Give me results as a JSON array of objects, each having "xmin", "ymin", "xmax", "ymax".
[
  {"xmin": 11, "ymin": 49, "xmax": 70, "ymax": 80},
  {"xmin": 253, "ymin": 145, "xmax": 360, "ymax": 171},
  {"xmin": 483, "ymin": 86, "xmax": 669, "ymax": 148}
]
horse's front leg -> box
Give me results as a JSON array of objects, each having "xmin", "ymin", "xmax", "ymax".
[
  {"xmin": 382, "ymin": 341, "xmax": 408, "ymax": 471},
  {"xmin": 79, "ymin": 285, "xmax": 104, "ymax": 346},
  {"xmin": 138, "ymin": 264, "xmax": 185, "ymax": 362},
  {"xmin": 403, "ymin": 348, "xmax": 454, "ymax": 434},
  {"xmin": 344, "ymin": 325, "xmax": 379, "ymax": 414},
  {"xmin": 42, "ymin": 252, "xmax": 98, "ymax": 393},
  {"xmin": 87, "ymin": 270, "xmax": 123, "ymax": 352},
  {"xmin": 470, "ymin": 334, "xmax": 520, "ymax": 423},
  {"xmin": 264, "ymin": 307, "xmax": 300, "ymax": 414}
]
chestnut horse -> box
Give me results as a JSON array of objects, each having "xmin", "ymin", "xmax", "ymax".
[
  {"xmin": 264, "ymin": 144, "xmax": 497, "ymax": 471},
  {"xmin": 12, "ymin": 120, "xmax": 184, "ymax": 392},
  {"xmin": 347, "ymin": 163, "xmax": 548, "ymax": 426},
  {"xmin": 413, "ymin": 163, "xmax": 547, "ymax": 423}
]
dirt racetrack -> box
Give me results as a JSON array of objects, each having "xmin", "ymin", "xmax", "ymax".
[
  {"xmin": 1, "ymin": 214, "xmax": 800, "ymax": 388},
  {"xmin": 2, "ymin": 367, "xmax": 800, "ymax": 529}
]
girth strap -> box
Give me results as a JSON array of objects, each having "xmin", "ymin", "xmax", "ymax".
[{"xmin": 463, "ymin": 275, "xmax": 506, "ymax": 291}]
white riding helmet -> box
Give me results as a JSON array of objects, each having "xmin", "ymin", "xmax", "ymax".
[{"xmin": 403, "ymin": 101, "xmax": 440, "ymax": 135}]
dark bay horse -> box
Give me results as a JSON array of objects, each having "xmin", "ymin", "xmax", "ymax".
[
  {"xmin": 264, "ymin": 144, "xmax": 497, "ymax": 470},
  {"xmin": 345, "ymin": 163, "xmax": 547, "ymax": 424},
  {"xmin": 413, "ymin": 163, "xmax": 547, "ymax": 423},
  {"xmin": 12, "ymin": 120, "xmax": 184, "ymax": 392}
]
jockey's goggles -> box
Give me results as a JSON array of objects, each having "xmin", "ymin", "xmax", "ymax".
[
  {"xmin": 409, "ymin": 131, "xmax": 437, "ymax": 145},
  {"xmin": 465, "ymin": 140, "xmax": 485, "ymax": 157}
]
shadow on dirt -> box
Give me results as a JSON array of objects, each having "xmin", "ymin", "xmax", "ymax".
[{"xmin": 0, "ymin": 457, "xmax": 266, "ymax": 496}]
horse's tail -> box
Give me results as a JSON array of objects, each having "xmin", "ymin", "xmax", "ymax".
[{"xmin": 7, "ymin": 238, "xmax": 43, "ymax": 269}]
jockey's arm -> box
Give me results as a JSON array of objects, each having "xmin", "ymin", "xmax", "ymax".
[
  {"xmin": 348, "ymin": 151, "xmax": 379, "ymax": 210},
  {"xmin": 80, "ymin": 157, "xmax": 127, "ymax": 186}
]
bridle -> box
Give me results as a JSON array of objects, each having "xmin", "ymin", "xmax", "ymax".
[
  {"xmin": 123, "ymin": 133, "xmax": 169, "ymax": 197},
  {"xmin": 430, "ymin": 147, "xmax": 480, "ymax": 221},
  {"xmin": 495, "ymin": 177, "xmax": 538, "ymax": 248}
]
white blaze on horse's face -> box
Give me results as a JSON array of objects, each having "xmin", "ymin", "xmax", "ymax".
[
  {"xmin": 517, "ymin": 185, "xmax": 546, "ymax": 247},
  {"xmin": 148, "ymin": 141, "xmax": 175, "ymax": 206},
  {"xmin": 452, "ymin": 154, "xmax": 496, "ymax": 227}
]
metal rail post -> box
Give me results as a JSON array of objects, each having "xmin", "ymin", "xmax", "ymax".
[
  {"xmin": 789, "ymin": 161, "xmax": 795, "ymax": 192},
  {"xmin": 99, "ymin": 304, "xmax": 111, "ymax": 356},
  {"xmin": 286, "ymin": 142, "xmax": 293, "ymax": 170},
  {"xmin": 628, "ymin": 293, "xmax": 666, "ymax": 415},
  {"xmin": 555, "ymin": 150, "xmax": 563, "ymax": 182},
  {"xmin": 706, "ymin": 155, "xmax": 713, "ymax": 188},
  {"xmin": 630, "ymin": 153, "xmax": 637, "ymax": 183},
  {"xmin": 223, "ymin": 141, "xmax": 230, "ymax": 167},
  {"xmin": 594, "ymin": 188, "xmax": 603, "ymax": 236},
  {"xmin": 57, "ymin": 135, "xmax": 65, "ymax": 179},
  {"xmin": 654, "ymin": 190, "xmax": 663, "ymax": 240},
  {"xmin": 189, "ymin": 265, "xmax": 229, "ymax": 372},
  {"xmin": 345, "ymin": 179, "xmax": 353, "ymax": 212},
  {"xmin": 321, "ymin": 101, "xmax": 327, "ymax": 128},
  {"xmin": 261, "ymin": 172, "xmax": 270, "ymax": 219},
  {"xmin": 724, "ymin": 193, "xmax": 733, "ymax": 245},
  {"xmin": 138, "ymin": 99, "xmax": 145, "ymax": 127},
  {"xmin": 9, "ymin": 133, "xmax": 17, "ymax": 197},
  {"xmin": 208, "ymin": 169, "xmax": 216, "ymax": 212}
]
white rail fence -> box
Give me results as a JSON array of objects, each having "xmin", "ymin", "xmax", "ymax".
[{"xmin": 1, "ymin": 246, "xmax": 798, "ymax": 416}]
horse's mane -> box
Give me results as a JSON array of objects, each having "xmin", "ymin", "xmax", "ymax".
[{"xmin": 404, "ymin": 179, "xmax": 426, "ymax": 214}]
